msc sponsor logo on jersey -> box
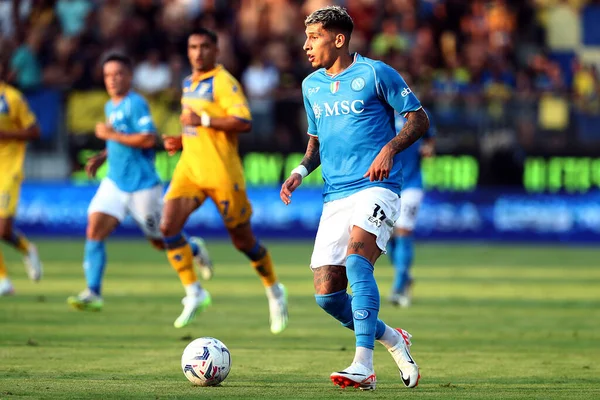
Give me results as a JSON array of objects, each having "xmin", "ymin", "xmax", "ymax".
[
  {"xmin": 401, "ymin": 87, "xmax": 412, "ymax": 97},
  {"xmin": 109, "ymin": 111, "xmax": 129, "ymax": 131},
  {"xmin": 109, "ymin": 111, "xmax": 124, "ymax": 123},
  {"xmin": 313, "ymin": 100, "xmax": 365, "ymax": 119}
]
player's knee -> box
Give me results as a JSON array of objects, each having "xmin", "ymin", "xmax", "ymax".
[
  {"xmin": 86, "ymin": 222, "xmax": 106, "ymax": 241},
  {"xmin": 160, "ymin": 219, "xmax": 176, "ymax": 238},
  {"xmin": 231, "ymin": 233, "xmax": 254, "ymax": 253},
  {"xmin": 395, "ymin": 228, "xmax": 412, "ymax": 236},
  {"xmin": 0, "ymin": 223, "xmax": 10, "ymax": 241},
  {"xmin": 149, "ymin": 238, "xmax": 165, "ymax": 251}
]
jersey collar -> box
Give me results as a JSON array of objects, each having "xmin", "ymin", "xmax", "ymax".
[
  {"xmin": 323, "ymin": 53, "xmax": 359, "ymax": 79},
  {"xmin": 191, "ymin": 64, "xmax": 223, "ymax": 83}
]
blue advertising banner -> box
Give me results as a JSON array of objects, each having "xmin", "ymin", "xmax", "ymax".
[
  {"xmin": 15, "ymin": 183, "xmax": 600, "ymax": 243},
  {"xmin": 25, "ymin": 89, "xmax": 61, "ymax": 141}
]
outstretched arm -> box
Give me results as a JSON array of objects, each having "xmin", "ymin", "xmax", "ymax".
[
  {"xmin": 364, "ymin": 108, "xmax": 429, "ymax": 181},
  {"xmin": 280, "ymin": 136, "xmax": 320, "ymax": 205}
]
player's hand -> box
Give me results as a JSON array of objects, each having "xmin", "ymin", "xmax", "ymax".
[
  {"xmin": 280, "ymin": 174, "xmax": 303, "ymax": 205},
  {"xmin": 179, "ymin": 109, "xmax": 202, "ymax": 126},
  {"xmin": 95, "ymin": 123, "xmax": 113, "ymax": 141},
  {"xmin": 419, "ymin": 142, "xmax": 435, "ymax": 158},
  {"xmin": 364, "ymin": 147, "xmax": 394, "ymax": 181},
  {"xmin": 85, "ymin": 153, "xmax": 105, "ymax": 178},
  {"xmin": 162, "ymin": 135, "xmax": 182, "ymax": 155}
]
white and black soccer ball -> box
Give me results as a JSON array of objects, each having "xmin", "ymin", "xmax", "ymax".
[{"xmin": 181, "ymin": 337, "xmax": 231, "ymax": 386}]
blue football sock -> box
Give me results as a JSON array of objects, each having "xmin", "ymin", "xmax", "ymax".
[
  {"xmin": 386, "ymin": 238, "xmax": 396, "ymax": 264},
  {"xmin": 392, "ymin": 236, "xmax": 414, "ymax": 294},
  {"xmin": 167, "ymin": 232, "xmax": 199, "ymax": 256},
  {"xmin": 315, "ymin": 289, "xmax": 387, "ymax": 339},
  {"xmin": 84, "ymin": 239, "xmax": 106, "ymax": 295},
  {"xmin": 242, "ymin": 241, "xmax": 266, "ymax": 262},
  {"xmin": 346, "ymin": 254, "xmax": 381, "ymax": 350}
]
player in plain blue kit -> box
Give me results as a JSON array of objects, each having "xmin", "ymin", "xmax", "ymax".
[
  {"xmin": 389, "ymin": 111, "xmax": 436, "ymax": 307},
  {"xmin": 280, "ymin": 6, "xmax": 430, "ymax": 390},
  {"xmin": 67, "ymin": 54, "xmax": 211, "ymax": 314}
]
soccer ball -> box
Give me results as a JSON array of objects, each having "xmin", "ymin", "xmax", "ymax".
[{"xmin": 181, "ymin": 337, "xmax": 231, "ymax": 386}]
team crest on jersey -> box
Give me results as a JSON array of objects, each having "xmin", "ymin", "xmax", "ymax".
[
  {"xmin": 351, "ymin": 77, "xmax": 365, "ymax": 92},
  {"xmin": 330, "ymin": 81, "xmax": 340, "ymax": 94}
]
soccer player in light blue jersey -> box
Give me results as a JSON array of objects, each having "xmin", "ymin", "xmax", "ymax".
[
  {"xmin": 280, "ymin": 6, "xmax": 430, "ymax": 390},
  {"xmin": 67, "ymin": 54, "xmax": 211, "ymax": 317},
  {"xmin": 389, "ymin": 110, "xmax": 436, "ymax": 308}
]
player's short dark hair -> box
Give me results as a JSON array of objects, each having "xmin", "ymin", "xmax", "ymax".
[
  {"xmin": 305, "ymin": 5, "xmax": 354, "ymax": 37},
  {"xmin": 189, "ymin": 27, "xmax": 218, "ymax": 45},
  {"xmin": 102, "ymin": 53, "xmax": 133, "ymax": 71}
]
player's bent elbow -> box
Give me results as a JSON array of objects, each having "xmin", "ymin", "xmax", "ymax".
[
  {"xmin": 28, "ymin": 125, "xmax": 41, "ymax": 140},
  {"xmin": 238, "ymin": 120, "xmax": 252, "ymax": 133},
  {"xmin": 141, "ymin": 135, "xmax": 157, "ymax": 149}
]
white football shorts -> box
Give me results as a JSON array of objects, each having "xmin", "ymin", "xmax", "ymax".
[
  {"xmin": 310, "ymin": 187, "xmax": 401, "ymax": 269},
  {"xmin": 88, "ymin": 178, "xmax": 163, "ymax": 238},
  {"xmin": 394, "ymin": 188, "xmax": 424, "ymax": 231}
]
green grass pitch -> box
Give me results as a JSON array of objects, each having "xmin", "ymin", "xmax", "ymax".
[{"xmin": 1, "ymin": 240, "xmax": 599, "ymax": 399}]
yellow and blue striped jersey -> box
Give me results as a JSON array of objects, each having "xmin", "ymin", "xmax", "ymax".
[
  {"xmin": 0, "ymin": 82, "xmax": 37, "ymax": 178},
  {"xmin": 179, "ymin": 65, "xmax": 252, "ymax": 189}
]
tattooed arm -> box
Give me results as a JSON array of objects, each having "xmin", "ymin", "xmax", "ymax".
[
  {"xmin": 280, "ymin": 136, "xmax": 320, "ymax": 205},
  {"xmin": 364, "ymin": 108, "xmax": 430, "ymax": 181},
  {"xmin": 300, "ymin": 136, "xmax": 321, "ymax": 174},
  {"xmin": 385, "ymin": 108, "xmax": 430, "ymax": 156}
]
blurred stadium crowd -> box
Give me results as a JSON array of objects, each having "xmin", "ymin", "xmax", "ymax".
[{"xmin": 1, "ymin": 0, "xmax": 600, "ymax": 179}]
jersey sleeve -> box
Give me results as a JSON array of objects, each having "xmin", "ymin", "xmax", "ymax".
[
  {"xmin": 301, "ymin": 80, "xmax": 318, "ymax": 137},
  {"xmin": 374, "ymin": 62, "xmax": 422, "ymax": 117},
  {"xmin": 131, "ymin": 97, "xmax": 156, "ymax": 134},
  {"xmin": 215, "ymin": 73, "xmax": 252, "ymax": 122},
  {"xmin": 10, "ymin": 89, "xmax": 37, "ymax": 129}
]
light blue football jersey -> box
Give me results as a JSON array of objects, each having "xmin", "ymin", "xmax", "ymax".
[
  {"xmin": 395, "ymin": 109, "xmax": 436, "ymax": 190},
  {"xmin": 104, "ymin": 91, "xmax": 160, "ymax": 193},
  {"xmin": 302, "ymin": 53, "xmax": 422, "ymax": 202}
]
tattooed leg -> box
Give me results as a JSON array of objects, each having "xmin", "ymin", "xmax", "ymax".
[
  {"xmin": 313, "ymin": 265, "xmax": 347, "ymax": 295},
  {"xmin": 347, "ymin": 227, "xmax": 381, "ymax": 265}
]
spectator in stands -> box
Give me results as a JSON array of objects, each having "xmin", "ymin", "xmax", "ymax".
[
  {"xmin": 55, "ymin": 0, "xmax": 93, "ymax": 37},
  {"xmin": 43, "ymin": 34, "xmax": 83, "ymax": 89},
  {"xmin": 242, "ymin": 50, "xmax": 279, "ymax": 142},
  {"xmin": 9, "ymin": 29, "xmax": 43, "ymax": 91},
  {"xmin": 133, "ymin": 48, "xmax": 172, "ymax": 95}
]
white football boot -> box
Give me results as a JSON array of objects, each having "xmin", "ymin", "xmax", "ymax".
[
  {"xmin": 190, "ymin": 237, "xmax": 214, "ymax": 281},
  {"xmin": 0, "ymin": 278, "xmax": 15, "ymax": 296},
  {"xmin": 67, "ymin": 288, "xmax": 104, "ymax": 311},
  {"xmin": 388, "ymin": 328, "xmax": 420, "ymax": 388},
  {"xmin": 330, "ymin": 362, "xmax": 376, "ymax": 390},
  {"xmin": 23, "ymin": 243, "xmax": 43, "ymax": 282},
  {"xmin": 174, "ymin": 289, "xmax": 211, "ymax": 328},
  {"xmin": 266, "ymin": 282, "xmax": 288, "ymax": 334}
]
